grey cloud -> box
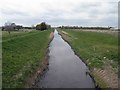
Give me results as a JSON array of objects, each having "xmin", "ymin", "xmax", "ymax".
[
  {"xmin": 0, "ymin": 1, "xmax": 118, "ymax": 27},
  {"xmin": 73, "ymin": 2, "xmax": 101, "ymax": 13},
  {"xmin": 1, "ymin": 8, "xmax": 29, "ymax": 16}
]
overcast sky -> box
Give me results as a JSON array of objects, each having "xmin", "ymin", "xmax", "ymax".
[{"xmin": 0, "ymin": 0, "xmax": 119, "ymax": 27}]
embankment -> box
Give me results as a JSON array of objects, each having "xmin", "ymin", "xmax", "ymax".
[
  {"xmin": 58, "ymin": 29, "xmax": 118, "ymax": 88},
  {"xmin": 2, "ymin": 30, "xmax": 53, "ymax": 88}
]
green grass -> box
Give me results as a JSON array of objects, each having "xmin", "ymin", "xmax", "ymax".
[
  {"xmin": 2, "ymin": 30, "xmax": 52, "ymax": 88},
  {"xmin": 59, "ymin": 29, "xmax": 118, "ymax": 88},
  {"xmin": 59, "ymin": 29, "xmax": 118, "ymax": 69},
  {"xmin": 2, "ymin": 30, "xmax": 36, "ymax": 41}
]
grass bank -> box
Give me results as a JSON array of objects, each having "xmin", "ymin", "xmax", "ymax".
[
  {"xmin": 2, "ymin": 30, "xmax": 52, "ymax": 88},
  {"xmin": 58, "ymin": 29, "xmax": 118, "ymax": 88}
]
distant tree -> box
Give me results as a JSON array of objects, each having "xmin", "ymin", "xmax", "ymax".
[
  {"xmin": 2, "ymin": 26, "xmax": 4, "ymax": 31},
  {"xmin": 58, "ymin": 25, "xmax": 111, "ymax": 30},
  {"xmin": 4, "ymin": 22, "xmax": 16, "ymax": 34},
  {"xmin": 36, "ymin": 24, "xmax": 41, "ymax": 30},
  {"xmin": 40, "ymin": 22, "xmax": 47, "ymax": 30},
  {"xmin": 15, "ymin": 25, "xmax": 23, "ymax": 30},
  {"xmin": 58, "ymin": 26, "xmax": 61, "ymax": 28},
  {"xmin": 36, "ymin": 22, "xmax": 47, "ymax": 30},
  {"xmin": 23, "ymin": 27, "xmax": 32, "ymax": 29}
]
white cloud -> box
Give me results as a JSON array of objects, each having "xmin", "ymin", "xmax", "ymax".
[{"xmin": 0, "ymin": 0, "xmax": 119, "ymax": 27}]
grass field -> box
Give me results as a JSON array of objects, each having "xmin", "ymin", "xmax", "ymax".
[
  {"xmin": 59, "ymin": 29, "xmax": 118, "ymax": 88},
  {"xmin": 2, "ymin": 30, "xmax": 52, "ymax": 88},
  {"xmin": 59, "ymin": 29, "xmax": 118, "ymax": 68},
  {"xmin": 2, "ymin": 30, "xmax": 34, "ymax": 42}
]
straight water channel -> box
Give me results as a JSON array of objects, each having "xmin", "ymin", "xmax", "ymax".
[{"xmin": 34, "ymin": 29, "xmax": 96, "ymax": 88}]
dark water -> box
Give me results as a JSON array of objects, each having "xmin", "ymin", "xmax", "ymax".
[{"xmin": 34, "ymin": 29, "xmax": 95, "ymax": 88}]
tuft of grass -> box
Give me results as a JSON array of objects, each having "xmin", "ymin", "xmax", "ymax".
[
  {"xmin": 93, "ymin": 72, "xmax": 108, "ymax": 88},
  {"xmin": 2, "ymin": 30, "xmax": 51, "ymax": 88}
]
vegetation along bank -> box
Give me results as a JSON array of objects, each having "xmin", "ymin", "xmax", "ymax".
[
  {"xmin": 2, "ymin": 29, "xmax": 53, "ymax": 88},
  {"xmin": 58, "ymin": 29, "xmax": 118, "ymax": 88}
]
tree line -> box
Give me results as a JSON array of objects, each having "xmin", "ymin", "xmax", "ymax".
[
  {"xmin": 58, "ymin": 26, "xmax": 113, "ymax": 30},
  {"xmin": 2, "ymin": 21, "xmax": 51, "ymax": 34}
]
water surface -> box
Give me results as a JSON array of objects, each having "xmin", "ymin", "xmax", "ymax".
[{"xmin": 34, "ymin": 29, "xmax": 95, "ymax": 88}]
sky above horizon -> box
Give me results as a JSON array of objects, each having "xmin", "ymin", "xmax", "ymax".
[{"xmin": 0, "ymin": 0, "xmax": 119, "ymax": 27}]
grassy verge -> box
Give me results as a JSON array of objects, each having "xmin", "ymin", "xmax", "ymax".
[
  {"xmin": 2, "ymin": 30, "xmax": 36, "ymax": 41},
  {"xmin": 2, "ymin": 30, "xmax": 52, "ymax": 88},
  {"xmin": 58, "ymin": 29, "xmax": 118, "ymax": 88}
]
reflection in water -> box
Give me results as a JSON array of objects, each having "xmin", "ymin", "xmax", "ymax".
[{"xmin": 34, "ymin": 29, "xmax": 95, "ymax": 88}]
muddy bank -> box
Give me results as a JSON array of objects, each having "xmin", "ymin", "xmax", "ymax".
[{"xmin": 26, "ymin": 32, "xmax": 54, "ymax": 88}]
